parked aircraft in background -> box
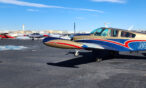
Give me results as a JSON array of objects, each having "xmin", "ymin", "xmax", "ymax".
[
  {"xmin": 0, "ymin": 33, "xmax": 15, "ymax": 39},
  {"xmin": 49, "ymin": 33, "xmax": 71, "ymax": 40},
  {"xmin": 28, "ymin": 33, "xmax": 44, "ymax": 40},
  {"xmin": 43, "ymin": 27, "xmax": 146, "ymax": 61}
]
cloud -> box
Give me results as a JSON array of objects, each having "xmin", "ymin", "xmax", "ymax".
[
  {"xmin": 0, "ymin": 0, "xmax": 104, "ymax": 13},
  {"xmin": 0, "ymin": 0, "xmax": 64, "ymax": 8},
  {"xmin": 27, "ymin": 9, "xmax": 39, "ymax": 12},
  {"xmin": 66, "ymin": 8, "xmax": 104, "ymax": 13},
  {"xmin": 91, "ymin": 0, "xmax": 125, "ymax": 3},
  {"xmin": 76, "ymin": 8, "xmax": 104, "ymax": 13}
]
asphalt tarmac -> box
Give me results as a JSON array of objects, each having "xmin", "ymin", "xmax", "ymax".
[{"xmin": 0, "ymin": 39, "xmax": 146, "ymax": 88}]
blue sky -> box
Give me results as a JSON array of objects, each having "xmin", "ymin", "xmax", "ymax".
[{"xmin": 0, "ymin": 0, "xmax": 146, "ymax": 32}]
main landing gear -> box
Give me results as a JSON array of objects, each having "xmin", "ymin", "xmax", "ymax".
[
  {"xmin": 92, "ymin": 50, "xmax": 119, "ymax": 62},
  {"xmin": 73, "ymin": 49, "xmax": 119, "ymax": 62}
]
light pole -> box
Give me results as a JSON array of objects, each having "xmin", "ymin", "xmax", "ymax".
[{"xmin": 74, "ymin": 22, "xmax": 76, "ymax": 34}]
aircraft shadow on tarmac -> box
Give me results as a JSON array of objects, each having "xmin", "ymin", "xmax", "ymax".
[
  {"xmin": 47, "ymin": 52, "xmax": 146, "ymax": 68},
  {"xmin": 47, "ymin": 52, "xmax": 94, "ymax": 68},
  {"xmin": 142, "ymin": 53, "xmax": 146, "ymax": 56}
]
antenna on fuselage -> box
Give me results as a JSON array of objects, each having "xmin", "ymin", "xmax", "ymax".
[
  {"xmin": 128, "ymin": 25, "xmax": 134, "ymax": 31},
  {"xmin": 104, "ymin": 23, "xmax": 110, "ymax": 28}
]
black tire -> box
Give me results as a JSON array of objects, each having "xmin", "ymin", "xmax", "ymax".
[
  {"xmin": 92, "ymin": 50, "xmax": 119, "ymax": 61},
  {"xmin": 109, "ymin": 51, "xmax": 119, "ymax": 58}
]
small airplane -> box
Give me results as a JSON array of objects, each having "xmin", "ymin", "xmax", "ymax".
[
  {"xmin": 0, "ymin": 33, "xmax": 15, "ymax": 39},
  {"xmin": 43, "ymin": 27, "xmax": 146, "ymax": 61},
  {"xmin": 28, "ymin": 33, "xmax": 44, "ymax": 40},
  {"xmin": 48, "ymin": 33, "xmax": 71, "ymax": 40}
]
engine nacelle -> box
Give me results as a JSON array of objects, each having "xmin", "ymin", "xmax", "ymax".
[{"xmin": 43, "ymin": 37, "xmax": 84, "ymax": 49}]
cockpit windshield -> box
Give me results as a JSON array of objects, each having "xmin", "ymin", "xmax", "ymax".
[{"xmin": 91, "ymin": 28, "xmax": 109, "ymax": 36}]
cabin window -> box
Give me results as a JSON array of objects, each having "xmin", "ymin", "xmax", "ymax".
[
  {"xmin": 110, "ymin": 29, "xmax": 119, "ymax": 37},
  {"xmin": 121, "ymin": 31, "xmax": 136, "ymax": 38}
]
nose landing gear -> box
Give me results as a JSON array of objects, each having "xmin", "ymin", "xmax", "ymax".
[{"xmin": 74, "ymin": 49, "xmax": 80, "ymax": 56}]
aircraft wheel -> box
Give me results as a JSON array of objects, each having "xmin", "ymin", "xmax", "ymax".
[
  {"xmin": 96, "ymin": 58, "xmax": 102, "ymax": 62},
  {"xmin": 92, "ymin": 50, "xmax": 118, "ymax": 61},
  {"xmin": 109, "ymin": 51, "xmax": 119, "ymax": 58},
  {"xmin": 92, "ymin": 50, "xmax": 103, "ymax": 62}
]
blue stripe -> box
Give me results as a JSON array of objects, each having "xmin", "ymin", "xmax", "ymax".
[
  {"xmin": 76, "ymin": 39, "xmax": 131, "ymax": 51},
  {"xmin": 107, "ymin": 39, "xmax": 129, "ymax": 44},
  {"xmin": 43, "ymin": 37, "xmax": 62, "ymax": 43}
]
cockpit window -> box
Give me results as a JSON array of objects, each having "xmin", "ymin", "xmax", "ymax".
[
  {"xmin": 121, "ymin": 31, "xmax": 136, "ymax": 38},
  {"xmin": 91, "ymin": 28, "xmax": 103, "ymax": 34},
  {"xmin": 101, "ymin": 29, "xmax": 109, "ymax": 36},
  {"xmin": 91, "ymin": 28, "xmax": 109, "ymax": 36},
  {"xmin": 94, "ymin": 29, "xmax": 103, "ymax": 36}
]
